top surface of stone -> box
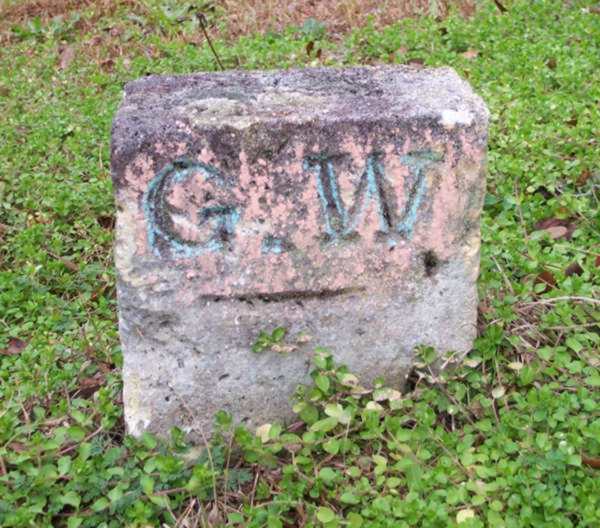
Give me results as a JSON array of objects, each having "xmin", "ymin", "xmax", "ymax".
[{"xmin": 114, "ymin": 66, "xmax": 488, "ymax": 133}]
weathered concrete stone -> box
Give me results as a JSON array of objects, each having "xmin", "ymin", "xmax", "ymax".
[{"xmin": 111, "ymin": 66, "xmax": 488, "ymax": 437}]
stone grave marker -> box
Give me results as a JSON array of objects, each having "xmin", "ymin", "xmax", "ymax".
[{"xmin": 111, "ymin": 66, "xmax": 489, "ymax": 437}]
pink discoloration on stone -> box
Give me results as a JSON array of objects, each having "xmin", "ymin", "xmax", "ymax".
[
  {"xmin": 424, "ymin": 145, "xmax": 462, "ymax": 258},
  {"xmin": 199, "ymin": 147, "xmax": 213, "ymax": 164},
  {"xmin": 294, "ymin": 143, "xmax": 305, "ymax": 160},
  {"xmin": 124, "ymin": 155, "xmax": 154, "ymax": 193},
  {"xmin": 166, "ymin": 181, "xmax": 188, "ymax": 210},
  {"xmin": 118, "ymin": 125, "xmax": 480, "ymax": 296},
  {"xmin": 119, "ymin": 135, "xmax": 477, "ymax": 294},
  {"xmin": 116, "ymin": 188, "xmax": 150, "ymax": 257}
]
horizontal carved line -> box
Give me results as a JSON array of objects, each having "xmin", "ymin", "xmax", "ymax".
[{"xmin": 200, "ymin": 286, "xmax": 366, "ymax": 303}]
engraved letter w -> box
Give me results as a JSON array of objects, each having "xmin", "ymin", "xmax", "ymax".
[
  {"xmin": 304, "ymin": 151, "xmax": 441, "ymax": 242},
  {"xmin": 304, "ymin": 153, "xmax": 392, "ymax": 241}
]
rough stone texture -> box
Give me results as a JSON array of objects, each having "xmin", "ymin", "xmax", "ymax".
[{"xmin": 111, "ymin": 66, "xmax": 489, "ymax": 438}]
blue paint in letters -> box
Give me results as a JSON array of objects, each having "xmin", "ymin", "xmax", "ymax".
[
  {"xmin": 261, "ymin": 235, "xmax": 286, "ymax": 255},
  {"xmin": 144, "ymin": 158, "xmax": 240, "ymax": 258},
  {"xmin": 396, "ymin": 151, "xmax": 442, "ymax": 239},
  {"xmin": 304, "ymin": 153, "xmax": 392, "ymax": 240}
]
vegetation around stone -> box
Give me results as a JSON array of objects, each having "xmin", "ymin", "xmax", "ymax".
[{"xmin": 0, "ymin": 0, "xmax": 599, "ymax": 526}]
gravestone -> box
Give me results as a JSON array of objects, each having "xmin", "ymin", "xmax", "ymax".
[{"xmin": 111, "ymin": 66, "xmax": 488, "ymax": 437}]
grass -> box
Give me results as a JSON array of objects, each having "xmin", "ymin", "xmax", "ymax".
[{"xmin": 0, "ymin": 0, "xmax": 599, "ymax": 526}]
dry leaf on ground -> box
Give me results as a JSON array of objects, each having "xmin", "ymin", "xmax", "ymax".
[
  {"xmin": 462, "ymin": 48, "xmax": 479, "ymax": 59},
  {"xmin": 1, "ymin": 338, "xmax": 27, "ymax": 356},
  {"xmin": 58, "ymin": 45, "xmax": 75, "ymax": 70}
]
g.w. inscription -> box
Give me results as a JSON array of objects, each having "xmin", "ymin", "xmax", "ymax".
[{"xmin": 144, "ymin": 151, "xmax": 442, "ymax": 258}]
